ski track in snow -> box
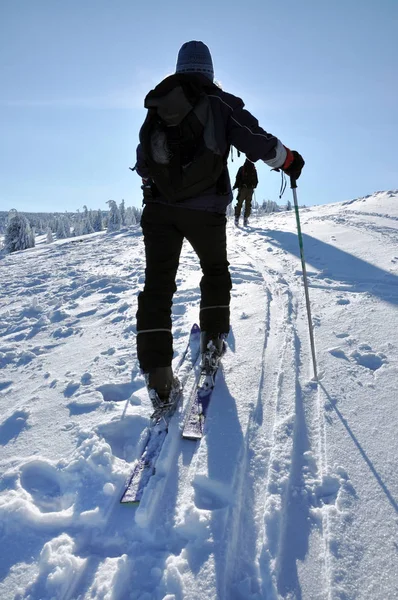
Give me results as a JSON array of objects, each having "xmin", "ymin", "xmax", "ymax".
[
  {"xmin": 227, "ymin": 231, "xmax": 331, "ymax": 600},
  {"xmin": 1, "ymin": 191, "xmax": 398, "ymax": 599}
]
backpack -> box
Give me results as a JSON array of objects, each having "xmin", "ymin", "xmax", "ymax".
[
  {"xmin": 241, "ymin": 163, "xmax": 258, "ymax": 188},
  {"xmin": 139, "ymin": 74, "xmax": 225, "ymax": 202}
]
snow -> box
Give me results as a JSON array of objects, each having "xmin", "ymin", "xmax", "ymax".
[{"xmin": 1, "ymin": 190, "xmax": 398, "ymax": 599}]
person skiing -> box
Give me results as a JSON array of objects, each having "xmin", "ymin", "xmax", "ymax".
[
  {"xmin": 134, "ymin": 40, "xmax": 304, "ymax": 412},
  {"xmin": 233, "ymin": 158, "xmax": 258, "ymax": 226}
]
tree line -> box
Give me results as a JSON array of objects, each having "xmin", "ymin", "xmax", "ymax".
[{"xmin": 1, "ymin": 200, "xmax": 142, "ymax": 254}]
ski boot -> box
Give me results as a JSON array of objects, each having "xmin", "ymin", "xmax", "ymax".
[
  {"xmin": 144, "ymin": 366, "xmax": 181, "ymax": 421},
  {"xmin": 243, "ymin": 217, "xmax": 249, "ymax": 226},
  {"xmin": 234, "ymin": 217, "xmax": 239, "ymax": 226},
  {"xmin": 200, "ymin": 332, "xmax": 227, "ymax": 374}
]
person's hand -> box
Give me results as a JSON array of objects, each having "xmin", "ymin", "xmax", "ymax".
[{"xmin": 281, "ymin": 147, "xmax": 305, "ymax": 180}]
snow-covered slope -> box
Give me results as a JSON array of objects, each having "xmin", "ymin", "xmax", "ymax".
[{"xmin": 1, "ymin": 191, "xmax": 397, "ymax": 600}]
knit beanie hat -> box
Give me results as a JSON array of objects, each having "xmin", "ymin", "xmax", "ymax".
[{"xmin": 175, "ymin": 41, "xmax": 214, "ymax": 81}]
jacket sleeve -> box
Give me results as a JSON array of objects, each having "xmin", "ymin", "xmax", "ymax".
[
  {"xmin": 134, "ymin": 144, "xmax": 150, "ymax": 179},
  {"xmin": 253, "ymin": 169, "xmax": 258, "ymax": 188},
  {"xmin": 220, "ymin": 92, "xmax": 287, "ymax": 169},
  {"xmin": 233, "ymin": 167, "xmax": 242, "ymax": 189}
]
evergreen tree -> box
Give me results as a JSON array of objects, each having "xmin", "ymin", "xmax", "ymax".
[
  {"xmin": 125, "ymin": 206, "xmax": 136, "ymax": 227},
  {"xmin": 56, "ymin": 216, "xmax": 70, "ymax": 239},
  {"xmin": 119, "ymin": 199, "xmax": 126, "ymax": 227},
  {"xmin": 46, "ymin": 228, "xmax": 54, "ymax": 243},
  {"xmin": 132, "ymin": 207, "xmax": 142, "ymax": 223},
  {"xmin": 82, "ymin": 205, "xmax": 94, "ymax": 235},
  {"xmin": 92, "ymin": 209, "xmax": 103, "ymax": 232},
  {"xmin": 107, "ymin": 200, "xmax": 121, "ymax": 232},
  {"xmin": 5, "ymin": 211, "xmax": 35, "ymax": 253}
]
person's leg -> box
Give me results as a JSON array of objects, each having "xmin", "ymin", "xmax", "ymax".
[
  {"xmin": 177, "ymin": 209, "xmax": 231, "ymax": 337},
  {"xmin": 244, "ymin": 188, "xmax": 254, "ymax": 219},
  {"xmin": 136, "ymin": 204, "xmax": 183, "ymax": 373},
  {"xmin": 234, "ymin": 189, "xmax": 244, "ymax": 220}
]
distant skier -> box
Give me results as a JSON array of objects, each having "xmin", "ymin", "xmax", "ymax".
[
  {"xmin": 134, "ymin": 40, "xmax": 304, "ymax": 411},
  {"xmin": 233, "ymin": 158, "xmax": 258, "ymax": 226}
]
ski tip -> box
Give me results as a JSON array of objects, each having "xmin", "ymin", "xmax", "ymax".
[{"xmin": 191, "ymin": 323, "xmax": 200, "ymax": 334}]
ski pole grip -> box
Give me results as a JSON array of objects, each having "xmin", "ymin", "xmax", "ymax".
[{"xmin": 290, "ymin": 176, "xmax": 297, "ymax": 189}]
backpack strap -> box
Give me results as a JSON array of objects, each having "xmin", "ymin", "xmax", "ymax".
[{"xmin": 167, "ymin": 125, "xmax": 182, "ymax": 187}]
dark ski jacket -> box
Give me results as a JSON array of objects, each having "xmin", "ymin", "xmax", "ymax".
[
  {"xmin": 135, "ymin": 74, "xmax": 287, "ymax": 214},
  {"xmin": 233, "ymin": 164, "xmax": 258, "ymax": 190}
]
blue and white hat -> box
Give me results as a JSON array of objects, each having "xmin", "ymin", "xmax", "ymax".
[{"xmin": 175, "ymin": 41, "xmax": 214, "ymax": 82}]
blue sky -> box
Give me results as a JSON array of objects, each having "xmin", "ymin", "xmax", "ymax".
[{"xmin": 1, "ymin": 0, "xmax": 397, "ymax": 213}]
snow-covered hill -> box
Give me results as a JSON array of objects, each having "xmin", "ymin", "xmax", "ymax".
[{"xmin": 1, "ymin": 191, "xmax": 397, "ymax": 600}]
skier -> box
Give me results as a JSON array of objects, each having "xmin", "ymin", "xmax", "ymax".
[
  {"xmin": 134, "ymin": 41, "xmax": 304, "ymax": 411},
  {"xmin": 233, "ymin": 158, "xmax": 258, "ymax": 226}
]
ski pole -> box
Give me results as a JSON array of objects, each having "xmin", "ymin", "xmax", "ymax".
[{"xmin": 290, "ymin": 177, "xmax": 318, "ymax": 381}]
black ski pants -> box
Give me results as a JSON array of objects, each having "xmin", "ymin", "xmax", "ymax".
[
  {"xmin": 235, "ymin": 186, "xmax": 254, "ymax": 219},
  {"xmin": 136, "ymin": 202, "xmax": 232, "ymax": 372}
]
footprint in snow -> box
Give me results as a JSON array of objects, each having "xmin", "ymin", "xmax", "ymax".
[
  {"xmin": 19, "ymin": 460, "xmax": 74, "ymax": 512},
  {"xmin": 96, "ymin": 381, "xmax": 138, "ymax": 402},
  {"xmin": 336, "ymin": 297, "xmax": 350, "ymax": 305},
  {"xmin": 172, "ymin": 303, "xmax": 186, "ymax": 316},
  {"xmin": 49, "ymin": 309, "xmax": 70, "ymax": 323},
  {"xmin": 315, "ymin": 474, "xmax": 341, "ymax": 506},
  {"xmin": 101, "ymin": 294, "xmax": 121, "ymax": 304},
  {"xmin": 52, "ymin": 326, "xmax": 77, "ymax": 339},
  {"xmin": 81, "ymin": 372, "xmax": 92, "ymax": 385},
  {"xmin": 63, "ymin": 381, "xmax": 80, "ymax": 397},
  {"xmin": 97, "ymin": 415, "xmax": 148, "ymax": 461},
  {"xmin": 0, "ymin": 409, "xmax": 30, "ymax": 445},
  {"xmin": 101, "ymin": 347, "xmax": 116, "ymax": 356},
  {"xmin": 329, "ymin": 348, "xmax": 349, "ymax": 361},
  {"xmin": 76, "ymin": 308, "xmax": 98, "ymax": 318},
  {"xmin": 66, "ymin": 396, "xmax": 103, "ymax": 416},
  {"xmin": 350, "ymin": 350, "xmax": 385, "ymax": 371},
  {"xmin": 0, "ymin": 380, "xmax": 13, "ymax": 392}
]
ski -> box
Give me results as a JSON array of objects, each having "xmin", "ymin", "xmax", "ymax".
[
  {"xmin": 120, "ymin": 324, "xmax": 201, "ymax": 504},
  {"xmin": 182, "ymin": 355, "xmax": 222, "ymax": 440}
]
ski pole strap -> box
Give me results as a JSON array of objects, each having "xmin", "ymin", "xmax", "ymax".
[{"xmin": 279, "ymin": 171, "xmax": 287, "ymax": 198}]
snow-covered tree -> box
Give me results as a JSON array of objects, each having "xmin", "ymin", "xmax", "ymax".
[
  {"xmin": 260, "ymin": 199, "xmax": 280, "ymax": 215},
  {"xmin": 46, "ymin": 228, "xmax": 53, "ymax": 243},
  {"xmin": 107, "ymin": 200, "xmax": 121, "ymax": 232},
  {"xmin": 286, "ymin": 200, "xmax": 292, "ymax": 211},
  {"xmin": 132, "ymin": 207, "xmax": 142, "ymax": 223},
  {"xmin": 56, "ymin": 216, "xmax": 70, "ymax": 239},
  {"xmin": 125, "ymin": 206, "xmax": 136, "ymax": 227},
  {"xmin": 119, "ymin": 199, "xmax": 126, "ymax": 227},
  {"xmin": 81, "ymin": 205, "xmax": 94, "ymax": 235},
  {"xmin": 92, "ymin": 209, "xmax": 103, "ymax": 232},
  {"xmin": 5, "ymin": 211, "xmax": 35, "ymax": 253}
]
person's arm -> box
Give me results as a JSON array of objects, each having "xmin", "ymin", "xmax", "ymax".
[
  {"xmin": 226, "ymin": 100, "xmax": 286, "ymax": 168},
  {"xmin": 253, "ymin": 169, "xmax": 258, "ymax": 188},
  {"xmin": 135, "ymin": 144, "xmax": 150, "ymax": 179},
  {"xmin": 213, "ymin": 90, "xmax": 304, "ymax": 178},
  {"xmin": 233, "ymin": 166, "xmax": 242, "ymax": 189}
]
